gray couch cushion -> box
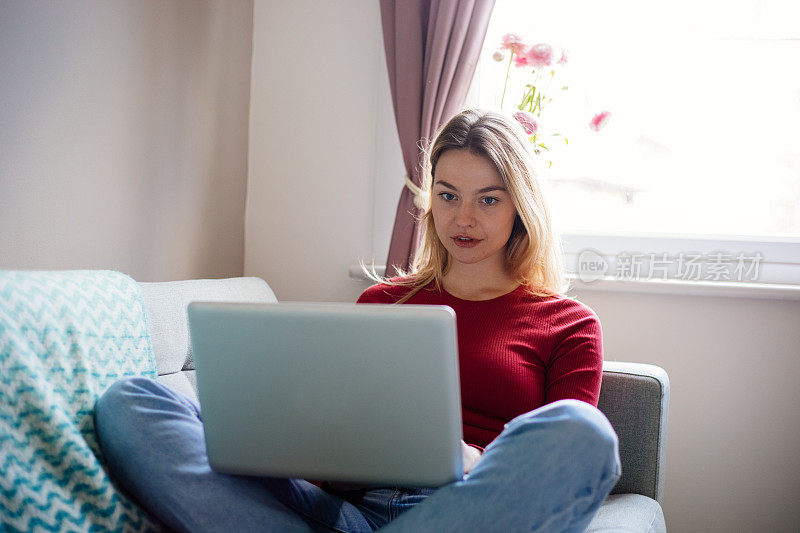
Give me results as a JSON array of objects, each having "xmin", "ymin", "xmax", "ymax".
[
  {"xmin": 587, "ymin": 494, "xmax": 666, "ymax": 533},
  {"xmin": 598, "ymin": 362, "xmax": 670, "ymax": 502},
  {"xmin": 139, "ymin": 277, "xmax": 277, "ymax": 377}
]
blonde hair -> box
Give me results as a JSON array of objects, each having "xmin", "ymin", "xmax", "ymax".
[{"xmin": 362, "ymin": 109, "xmax": 569, "ymax": 303}]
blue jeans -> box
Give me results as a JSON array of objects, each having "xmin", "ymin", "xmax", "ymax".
[{"xmin": 94, "ymin": 378, "xmax": 621, "ymax": 532}]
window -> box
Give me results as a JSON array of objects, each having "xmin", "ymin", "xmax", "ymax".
[{"xmin": 467, "ymin": 0, "xmax": 800, "ymax": 287}]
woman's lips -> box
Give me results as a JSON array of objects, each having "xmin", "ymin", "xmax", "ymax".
[{"xmin": 452, "ymin": 236, "xmax": 480, "ymax": 248}]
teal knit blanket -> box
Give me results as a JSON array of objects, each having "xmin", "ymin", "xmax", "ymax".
[{"xmin": 0, "ymin": 271, "xmax": 159, "ymax": 531}]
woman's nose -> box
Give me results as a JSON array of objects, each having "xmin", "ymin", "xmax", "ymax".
[{"xmin": 455, "ymin": 202, "xmax": 476, "ymax": 227}]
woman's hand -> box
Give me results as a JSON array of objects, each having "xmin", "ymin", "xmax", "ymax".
[{"xmin": 461, "ymin": 440, "xmax": 483, "ymax": 474}]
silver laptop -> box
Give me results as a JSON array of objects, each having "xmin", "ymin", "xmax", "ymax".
[{"xmin": 187, "ymin": 301, "xmax": 464, "ymax": 487}]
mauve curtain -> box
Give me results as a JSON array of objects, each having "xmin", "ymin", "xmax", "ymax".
[{"xmin": 380, "ymin": 0, "xmax": 495, "ymax": 277}]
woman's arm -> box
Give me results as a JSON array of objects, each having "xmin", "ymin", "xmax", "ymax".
[{"xmin": 544, "ymin": 298, "xmax": 604, "ymax": 406}]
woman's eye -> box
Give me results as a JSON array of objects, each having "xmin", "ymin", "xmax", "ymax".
[
  {"xmin": 438, "ymin": 192, "xmax": 456, "ymax": 201},
  {"xmin": 481, "ymin": 197, "xmax": 499, "ymax": 206}
]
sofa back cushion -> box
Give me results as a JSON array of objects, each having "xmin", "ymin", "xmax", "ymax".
[{"xmin": 139, "ymin": 277, "xmax": 277, "ymax": 401}]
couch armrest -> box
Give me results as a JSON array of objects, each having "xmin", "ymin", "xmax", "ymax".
[{"xmin": 598, "ymin": 361, "xmax": 670, "ymax": 504}]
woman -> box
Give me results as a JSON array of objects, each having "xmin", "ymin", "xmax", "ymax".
[{"xmin": 95, "ymin": 109, "xmax": 621, "ymax": 532}]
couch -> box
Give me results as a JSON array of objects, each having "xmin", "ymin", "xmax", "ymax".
[
  {"xmin": 141, "ymin": 276, "xmax": 670, "ymax": 532},
  {"xmin": 1, "ymin": 273, "xmax": 669, "ymax": 531}
]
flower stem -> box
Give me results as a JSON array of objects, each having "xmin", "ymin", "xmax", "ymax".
[
  {"xmin": 500, "ymin": 52, "xmax": 513, "ymax": 109},
  {"xmin": 538, "ymin": 70, "xmax": 556, "ymax": 116}
]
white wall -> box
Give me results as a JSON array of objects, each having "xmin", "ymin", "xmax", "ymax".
[
  {"xmin": 572, "ymin": 287, "xmax": 800, "ymax": 532},
  {"xmin": 245, "ymin": 0, "xmax": 401, "ymax": 302},
  {"xmin": 0, "ymin": 0, "xmax": 253, "ymax": 281}
]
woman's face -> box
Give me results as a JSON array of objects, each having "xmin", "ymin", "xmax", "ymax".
[{"xmin": 431, "ymin": 149, "xmax": 518, "ymax": 276}]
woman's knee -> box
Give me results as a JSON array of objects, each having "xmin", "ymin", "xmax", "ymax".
[
  {"xmin": 96, "ymin": 377, "xmax": 155, "ymax": 420},
  {"xmin": 94, "ymin": 376, "xmax": 188, "ymax": 439},
  {"xmin": 504, "ymin": 399, "xmax": 621, "ymax": 472},
  {"xmin": 544, "ymin": 400, "xmax": 617, "ymax": 442}
]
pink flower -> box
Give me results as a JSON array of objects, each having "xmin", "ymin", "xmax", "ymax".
[
  {"xmin": 512, "ymin": 110, "xmax": 538, "ymax": 135},
  {"xmin": 525, "ymin": 43, "xmax": 554, "ymax": 68},
  {"xmin": 590, "ymin": 111, "xmax": 612, "ymax": 132},
  {"xmin": 513, "ymin": 53, "xmax": 529, "ymax": 68},
  {"xmin": 557, "ymin": 49, "xmax": 568, "ymax": 65},
  {"xmin": 500, "ymin": 33, "xmax": 526, "ymax": 54}
]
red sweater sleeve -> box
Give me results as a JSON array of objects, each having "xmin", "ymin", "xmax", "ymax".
[{"xmin": 544, "ymin": 298, "xmax": 604, "ymax": 406}]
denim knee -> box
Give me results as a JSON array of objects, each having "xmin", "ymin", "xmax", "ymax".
[
  {"xmin": 545, "ymin": 399, "xmax": 617, "ymax": 443},
  {"xmin": 96, "ymin": 377, "xmax": 153, "ymax": 417},
  {"xmin": 505, "ymin": 399, "xmax": 621, "ymax": 478},
  {"xmin": 96, "ymin": 376, "xmax": 134, "ymax": 409},
  {"xmin": 94, "ymin": 376, "xmax": 181, "ymax": 438}
]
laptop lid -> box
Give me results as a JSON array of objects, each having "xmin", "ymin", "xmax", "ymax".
[{"xmin": 187, "ymin": 301, "xmax": 464, "ymax": 487}]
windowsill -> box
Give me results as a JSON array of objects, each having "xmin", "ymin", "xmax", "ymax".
[
  {"xmin": 565, "ymin": 274, "xmax": 800, "ymax": 301},
  {"xmin": 560, "ymin": 232, "xmax": 800, "ymax": 286},
  {"xmin": 349, "ymin": 265, "xmax": 800, "ymax": 301}
]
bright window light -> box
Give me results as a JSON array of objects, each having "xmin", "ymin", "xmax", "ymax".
[{"xmin": 473, "ymin": 0, "xmax": 800, "ymax": 239}]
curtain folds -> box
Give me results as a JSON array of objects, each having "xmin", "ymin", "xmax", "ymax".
[{"xmin": 380, "ymin": 0, "xmax": 495, "ymax": 278}]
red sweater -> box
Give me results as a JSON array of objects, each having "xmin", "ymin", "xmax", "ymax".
[{"xmin": 357, "ymin": 281, "xmax": 603, "ymax": 449}]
